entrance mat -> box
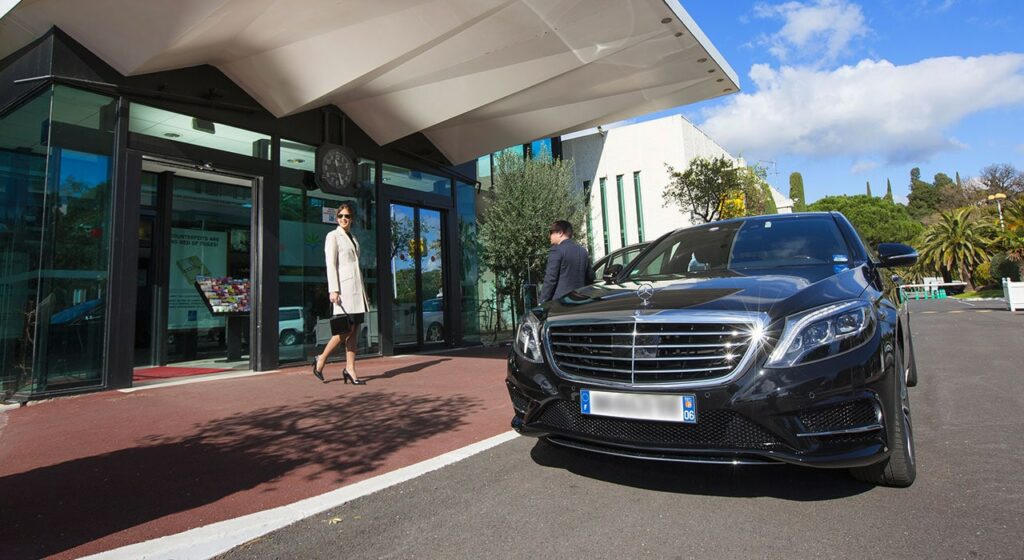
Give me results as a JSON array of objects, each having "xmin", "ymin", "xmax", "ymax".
[{"xmin": 133, "ymin": 366, "xmax": 230, "ymax": 381}]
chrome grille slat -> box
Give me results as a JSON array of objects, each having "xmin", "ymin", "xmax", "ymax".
[
  {"xmin": 546, "ymin": 319, "xmax": 756, "ymax": 386},
  {"xmin": 551, "ymin": 331, "xmax": 735, "ymax": 337},
  {"xmin": 552, "ymin": 341, "xmax": 737, "ymax": 349},
  {"xmin": 553, "ymin": 351, "xmax": 733, "ymax": 362}
]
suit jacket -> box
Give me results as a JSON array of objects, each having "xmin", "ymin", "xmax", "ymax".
[
  {"xmin": 539, "ymin": 238, "xmax": 595, "ymax": 303},
  {"xmin": 325, "ymin": 227, "xmax": 369, "ymax": 315}
]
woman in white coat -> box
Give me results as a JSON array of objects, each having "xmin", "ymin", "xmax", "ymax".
[{"xmin": 312, "ymin": 202, "xmax": 368, "ymax": 385}]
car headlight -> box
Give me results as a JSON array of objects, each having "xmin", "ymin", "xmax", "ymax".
[
  {"xmin": 515, "ymin": 312, "xmax": 545, "ymax": 363},
  {"xmin": 766, "ymin": 300, "xmax": 875, "ymax": 368}
]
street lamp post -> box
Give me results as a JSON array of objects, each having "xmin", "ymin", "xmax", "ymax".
[{"xmin": 987, "ymin": 193, "xmax": 1007, "ymax": 230}]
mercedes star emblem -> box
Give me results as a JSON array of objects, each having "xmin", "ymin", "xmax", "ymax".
[{"xmin": 637, "ymin": 283, "xmax": 655, "ymax": 307}]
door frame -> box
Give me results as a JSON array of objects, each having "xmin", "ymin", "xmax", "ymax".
[
  {"xmin": 377, "ymin": 183, "xmax": 458, "ymax": 355},
  {"xmin": 108, "ymin": 144, "xmax": 274, "ymax": 388},
  {"xmin": 137, "ymin": 157, "xmax": 262, "ymax": 368}
]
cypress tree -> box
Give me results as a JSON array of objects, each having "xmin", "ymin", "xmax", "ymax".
[
  {"xmin": 885, "ymin": 178, "xmax": 893, "ymax": 201},
  {"xmin": 762, "ymin": 183, "xmax": 778, "ymax": 214},
  {"xmin": 789, "ymin": 172, "xmax": 806, "ymax": 211},
  {"xmin": 866, "ymin": 181, "xmax": 872, "ymax": 197}
]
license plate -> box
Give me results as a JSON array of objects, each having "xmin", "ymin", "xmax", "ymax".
[{"xmin": 580, "ymin": 390, "xmax": 697, "ymax": 424}]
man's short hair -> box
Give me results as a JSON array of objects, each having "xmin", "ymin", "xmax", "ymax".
[{"xmin": 550, "ymin": 220, "xmax": 573, "ymax": 237}]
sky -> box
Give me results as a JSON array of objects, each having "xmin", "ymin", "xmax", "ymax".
[{"xmin": 637, "ymin": 0, "xmax": 1024, "ymax": 204}]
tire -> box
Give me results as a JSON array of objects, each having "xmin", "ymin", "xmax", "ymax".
[
  {"xmin": 426, "ymin": 322, "xmax": 444, "ymax": 343},
  {"xmin": 279, "ymin": 330, "xmax": 298, "ymax": 346},
  {"xmin": 850, "ymin": 344, "xmax": 917, "ymax": 487}
]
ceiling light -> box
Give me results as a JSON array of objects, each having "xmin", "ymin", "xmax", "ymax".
[
  {"xmin": 716, "ymin": 78, "xmax": 724, "ymax": 82},
  {"xmin": 660, "ymin": 17, "xmax": 672, "ymax": 24},
  {"xmin": 708, "ymin": 69, "xmax": 716, "ymax": 73},
  {"xmin": 697, "ymin": 57, "xmax": 708, "ymax": 63},
  {"xmin": 723, "ymin": 88, "xmax": 733, "ymax": 92},
  {"xmin": 163, "ymin": 132, "xmax": 181, "ymax": 138},
  {"xmin": 674, "ymin": 32, "xmax": 683, "ymax": 37},
  {"xmin": 287, "ymin": 158, "xmax": 305, "ymax": 164}
]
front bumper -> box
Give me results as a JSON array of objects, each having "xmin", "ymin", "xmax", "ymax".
[{"xmin": 506, "ymin": 332, "xmax": 897, "ymax": 469}]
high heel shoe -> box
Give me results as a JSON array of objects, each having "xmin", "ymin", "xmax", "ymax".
[
  {"xmin": 311, "ymin": 358, "xmax": 325, "ymax": 382},
  {"xmin": 343, "ymin": 369, "xmax": 366, "ymax": 385}
]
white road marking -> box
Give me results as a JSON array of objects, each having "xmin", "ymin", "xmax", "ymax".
[{"xmin": 82, "ymin": 431, "xmax": 520, "ymax": 560}]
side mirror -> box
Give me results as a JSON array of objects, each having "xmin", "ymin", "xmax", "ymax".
[
  {"xmin": 876, "ymin": 243, "xmax": 918, "ymax": 268},
  {"xmin": 603, "ymin": 263, "xmax": 623, "ymax": 283}
]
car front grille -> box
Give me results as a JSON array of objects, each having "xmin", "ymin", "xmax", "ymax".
[
  {"xmin": 547, "ymin": 321, "xmax": 753, "ymax": 384},
  {"xmin": 532, "ymin": 400, "xmax": 782, "ymax": 450}
]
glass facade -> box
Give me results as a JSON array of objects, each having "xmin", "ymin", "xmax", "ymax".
[
  {"xmin": 130, "ymin": 104, "xmax": 272, "ymax": 159},
  {"xmin": 278, "ymin": 141, "xmax": 379, "ymax": 366},
  {"xmin": 0, "ymin": 86, "xmax": 116, "ymax": 398},
  {"xmin": 457, "ymin": 181, "xmax": 481, "ymax": 343},
  {"xmin": 0, "ymin": 48, "xmax": 495, "ymax": 398},
  {"xmin": 381, "ymin": 163, "xmax": 451, "ymax": 197}
]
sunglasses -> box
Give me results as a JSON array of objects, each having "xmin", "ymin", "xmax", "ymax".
[{"xmin": 338, "ymin": 213, "xmax": 354, "ymax": 219}]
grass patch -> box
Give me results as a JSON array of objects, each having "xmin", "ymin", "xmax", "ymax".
[{"xmin": 952, "ymin": 289, "xmax": 1003, "ymax": 299}]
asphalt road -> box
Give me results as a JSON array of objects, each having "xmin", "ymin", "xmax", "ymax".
[{"xmin": 220, "ymin": 299, "xmax": 1024, "ymax": 560}]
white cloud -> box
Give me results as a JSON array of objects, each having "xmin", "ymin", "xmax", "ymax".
[
  {"xmin": 850, "ymin": 160, "xmax": 879, "ymax": 173},
  {"xmin": 753, "ymin": 0, "xmax": 869, "ymax": 65},
  {"xmin": 700, "ymin": 54, "xmax": 1024, "ymax": 163}
]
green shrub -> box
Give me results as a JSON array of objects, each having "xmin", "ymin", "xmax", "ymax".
[
  {"xmin": 973, "ymin": 261, "xmax": 993, "ymax": 288},
  {"xmin": 989, "ymin": 253, "xmax": 1022, "ymax": 282}
]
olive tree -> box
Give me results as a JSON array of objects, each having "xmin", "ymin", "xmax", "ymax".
[{"xmin": 479, "ymin": 150, "xmax": 585, "ymax": 323}]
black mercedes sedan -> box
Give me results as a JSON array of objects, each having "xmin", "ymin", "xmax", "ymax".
[{"xmin": 507, "ymin": 212, "xmax": 920, "ymax": 486}]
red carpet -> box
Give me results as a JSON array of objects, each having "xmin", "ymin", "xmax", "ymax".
[{"xmin": 133, "ymin": 366, "xmax": 230, "ymax": 381}]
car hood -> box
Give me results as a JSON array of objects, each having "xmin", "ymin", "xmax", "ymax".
[{"xmin": 544, "ymin": 265, "xmax": 870, "ymax": 321}]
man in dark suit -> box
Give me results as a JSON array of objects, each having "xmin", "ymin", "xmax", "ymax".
[{"xmin": 539, "ymin": 220, "xmax": 595, "ymax": 304}]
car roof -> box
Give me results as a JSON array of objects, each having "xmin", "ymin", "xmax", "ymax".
[{"xmin": 666, "ymin": 211, "xmax": 838, "ymax": 237}]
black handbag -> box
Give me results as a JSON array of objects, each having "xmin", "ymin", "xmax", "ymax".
[{"xmin": 329, "ymin": 303, "xmax": 352, "ymax": 332}]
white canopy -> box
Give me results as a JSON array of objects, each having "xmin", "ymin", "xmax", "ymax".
[{"xmin": 1, "ymin": 0, "xmax": 738, "ymax": 164}]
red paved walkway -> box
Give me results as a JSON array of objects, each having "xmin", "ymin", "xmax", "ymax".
[{"xmin": 0, "ymin": 347, "xmax": 512, "ymax": 559}]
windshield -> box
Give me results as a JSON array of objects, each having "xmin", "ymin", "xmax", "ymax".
[{"xmin": 626, "ymin": 216, "xmax": 851, "ymax": 280}]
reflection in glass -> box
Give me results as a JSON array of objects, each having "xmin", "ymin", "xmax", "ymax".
[
  {"xmin": 12, "ymin": 86, "xmax": 117, "ymax": 394},
  {"xmin": 129, "ymin": 103, "xmax": 271, "ymax": 159},
  {"xmin": 278, "ymin": 145, "xmax": 378, "ymax": 365},
  {"xmin": 457, "ymin": 182, "xmax": 481, "ymax": 342},
  {"xmin": 381, "ymin": 163, "xmax": 452, "ymax": 197},
  {"xmin": 166, "ymin": 175, "xmax": 252, "ymax": 365},
  {"xmin": 391, "ymin": 204, "xmax": 418, "ymax": 346},
  {"xmin": 420, "ymin": 209, "xmax": 445, "ymax": 344}
]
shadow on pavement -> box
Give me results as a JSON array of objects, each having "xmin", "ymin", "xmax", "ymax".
[
  {"xmin": 0, "ymin": 392, "xmax": 479, "ymax": 559},
  {"xmin": 368, "ymin": 358, "xmax": 452, "ymax": 381},
  {"xmin": 529, "ymin": 439, "xmax": 873, "ymax": 501}
]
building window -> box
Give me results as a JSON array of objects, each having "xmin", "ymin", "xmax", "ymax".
[
  {"xmin": 633, "ymin": 171, "xmax": 645, "ymax": 243},
  {"xmin": 583, "ymin": 180, "xmax": 594, "ymax": 254},
  {"xmin": 1, "ymin": 86, "xmax": 117, "ymax": 397},
  {"xmin": 279, "ymin": 142, "xmax": 380, "ymax": 365},
  {"xmin": 616, "ymin": 174, "xmax": 627, "ymax": 247},
  {"xmin": 381, "ymin": 163, "xmax": 452, "ymax": 197},
  {"xmin": 599, "ymin": 177, "xmax": 610, "ymax": 255},
  {"xmin": 130, "ymin": 103, "xmax": 271, "ymax": 159}
]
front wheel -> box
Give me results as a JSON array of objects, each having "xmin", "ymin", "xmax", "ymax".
[
  {"xmin": 850, "ymin": 345, "xmax": 916, "ymax": 487},
  {"xmin": 426, "ymin": 322, "xmax": 444, "ymax": 343}
]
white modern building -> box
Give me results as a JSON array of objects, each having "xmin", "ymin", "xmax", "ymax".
[{"xmin": 563, "ymin": 114, "xmax": 792, "ymax": 259}]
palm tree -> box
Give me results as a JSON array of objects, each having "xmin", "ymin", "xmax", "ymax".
[
  {"xmin": 918, "ymin": 208, "xmax": 994, "ymax": 291},
  {"xmin": 1002, "ymin": 200, "xmax": 1024, "ymax": 233}
]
